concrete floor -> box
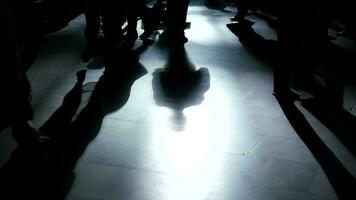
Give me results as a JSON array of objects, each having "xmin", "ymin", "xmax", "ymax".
[{"xmin": 1, "ymin": 2, "xmax": 356, "ymax": 200}]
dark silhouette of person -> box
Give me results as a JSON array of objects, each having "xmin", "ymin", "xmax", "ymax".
[
  {"xmin": 82, "ymin": 0, "xmax": 154, "ymax": 61},
  {"xmin": 82, "ymin": 0, "xmax": 127, "ymax": 62},
  {"xmin": 126, "ymin": 0, "xmax": 149, "ymax": 41},
  {"xmin": 139, "ymin": 0, "xmax": 165, "ymax": 40},
  {"xmin": 152, "ymin": 44, "xmax": 210, "ymax": 131},
  {"xmin": 0, "ymin": 0, "xmax": 47, "ymax": 146},
  {"xmin": 81, "ymin": 0, "xmax": 105, "ymax": 62}
]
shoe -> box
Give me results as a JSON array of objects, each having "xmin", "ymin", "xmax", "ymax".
[
  {"xmin": 170, "ymin": 34, "xmax": 188, "ymax": 44},
  {"xmin": 273, "ymin": 90, "xmax": 300, "ymax": 102},
  {"xmin": 127, "ymin": 30, "xmax": 139, "ymax": 42}
]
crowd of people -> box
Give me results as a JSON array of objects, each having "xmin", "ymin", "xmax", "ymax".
[
  {"xmin": 1, "ymin": 0, "xmax": 194, "ymax": 148},
  {"xmin": 1, "ymin": 0, "xmax": 355, "ymax": 152}
]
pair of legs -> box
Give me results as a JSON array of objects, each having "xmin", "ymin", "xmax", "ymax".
[
  {"xmin": 82, "ymin": 0, "xmax": 126, "ymax": 61},
  {"xmin": 273, "ymin": 8, "xmax": 329, "ymax": 100},
  {"xmin": 231, "ymin": 0, "xmax": 249, "ymax": 22}
]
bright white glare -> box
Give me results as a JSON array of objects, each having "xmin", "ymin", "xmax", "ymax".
[
  {"xmin": 144, "ymin": 68, "xmax": 243, "ymax": 198},
  {"xmin": 186, "ymin": 6, "xmax": 229, "ymax": 46}
]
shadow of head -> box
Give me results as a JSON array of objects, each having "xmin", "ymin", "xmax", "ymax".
[{"xmin": 152, "ymin": 45, "xmax": 211, "ymax": 130}]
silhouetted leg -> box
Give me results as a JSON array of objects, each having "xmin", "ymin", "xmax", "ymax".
[
  {"xmin": 127, "ymin": 0, "xmax": 148, "ymax": 41},
  {"xmin": 273, "ymin": 47, "xmax": 294, "ymax": 99},
  {"xmin": 290, "ymin": 5, "xmax": 329, "ymax": 97},
  {"xmin": 273, "ymin": 17, "xmax": 299, "ymax": 100},
  {"xmin": 167, "ymin": 0, "xmax": 190, "ymax": 43},
  {"xmin": 140, "ymin": 1, "xmax": 161, "ymax": 40},
  {"xmin": 127, "ymin": 15, "xmax": 138, "ymax": 40},
  {"xmin": 82, "ymin": 0, "xmax": 102, "ymax": 62},
  {"xmin": 102, "ymin": 5, "xmax": 125, "ymax": 52}
]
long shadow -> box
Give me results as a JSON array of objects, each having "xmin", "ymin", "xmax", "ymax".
[
  {"xmin": 229, "ymin": 13, "xmax": 356, "ymax": 198},
  {"xmin": 226, "ymin": 18, "xmax": 356, "ymax": 81},
  {"xmin": 300, "ymin": 82, "xmax": 356, "ymax": 156},
  {"xmin": 228, "ymin": 18, "xmax": 356, "ymax": 157},
  {"xmin": 275, "ymin": 95, "xmax": 356, "ymax": 199},
  {"xmin": 152, "ymin": 44, "xmax": 210, "ymax": 131},
  {"xmin": 226, "ymin": 22, "xmax": 277, "ymax": 62},
  {"xmin": 0, "ymin": 47, "xmax": 148, "ymax": 200}
]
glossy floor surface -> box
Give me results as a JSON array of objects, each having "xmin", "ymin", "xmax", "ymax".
[{"xmin": 1, "ymin": 2, "xmax": 356, "ymax": 200}]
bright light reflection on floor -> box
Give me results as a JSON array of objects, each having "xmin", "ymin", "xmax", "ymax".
[
  {"xmin": 186, "ymin": 6, "xmax": 232, "ymax": 46},
  {"xmin": 143, "ymin": 76, "xmax": 239, "ymax": 199}
]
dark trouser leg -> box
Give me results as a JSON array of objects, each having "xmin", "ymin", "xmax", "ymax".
[
  {"xmin": 127, "ymin": 0, "xmax": 147, "ymax": 38},
  {"xmin": 273, "ymin": 17, "xmax": 295, "ymax": 98},
  {"xmin": 127, "ymin": 15, "xmax": 138, "ymax": 40},
  {"xmin": 9, "ymin": 76, "xmax": 40, "ymax": 146},
  {"xmin": 167, "ymin": 0, "xmax": 190, "ymax": 41},
  {"xmin": 82, "ymin": 2, "xmax": 102, "ymax": 61},
  {"xmin": 84, "ymin": 2, "xmax": 101, "ymax": 46},
  {"xmin": 102, "ymin": 8, "xmax": 124, "ymax": 51},
  {"xmin": 233, "ymin": 0, "xmax": 248, "ymax": 21}
]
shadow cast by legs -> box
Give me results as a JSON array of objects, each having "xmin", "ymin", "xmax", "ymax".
[
  {"xmin": 0, "ymin": 49, "xmax": 147, "ymax": 200},
  {"xmin": 152, "ymin": 44, "xmax": 210, "ymax": 131},
  {"xmin": 274, "ymin": 95, "xmax": 356, "ymax": 200},
  {"xmin": 226, "ymin": 22, "xmax": 277, "ymax": 61},
  {"xmin": 300, "ymin": 82, "xmax": 356, "ymax": 156}
]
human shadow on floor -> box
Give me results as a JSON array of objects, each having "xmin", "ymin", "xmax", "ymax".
[
  {"xmin": 248, "ymin": 11, "xmax": 279, "ymax": 30},
  {"xmin": 226, "ymin": 22, "xmax": 277, "ymax": 62},
  {"xmin": 300, "ymin": 81, "xmax": 356, "ymax": 156},
  {"xmin": 274, "ymin": 91, "xmax": 356, "ymax": 200},
  {"xmin": 152, "ymin": 44, "xmax": 210, "ymax": 131},
  {"xmin": 0, "ymin": 47, "xmax": 148, "ymax": 200}
]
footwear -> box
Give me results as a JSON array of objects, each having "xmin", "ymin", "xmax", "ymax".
[
  {"xmin": 169, "ymin": 34, "xmax": 188, "ymax": 44},
  {"xmin": 127, "ymin": 30, "xmax": 139, "ymax": 42},
  {"xmin": 140, "ymin": 29, "xmax": 154, "ymax": 40},
  {"xmin": 273, "ymin": 90, "xmax": 300, "ymax": 101}
]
